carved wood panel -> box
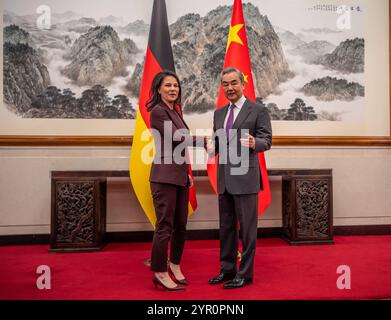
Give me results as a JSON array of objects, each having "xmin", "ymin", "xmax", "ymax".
[
  {"xmin": 295, "ymin": 178, "xmax": 330, "ymax": 239},
  {"xmin": 55, "ymin": 181, "xmax": 95, "ymax": 244},
  {"xmin": 282, "ymin": 178, "xmax": 292, "ymax": 238}
]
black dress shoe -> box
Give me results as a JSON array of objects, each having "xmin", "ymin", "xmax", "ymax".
[
  {"xmin": 223, "ymin": 277, "xmax": 253, "ymax": 289},
  {"xmin": 208, "ymin": 272, "xmax": 236, "ymax": 285}
]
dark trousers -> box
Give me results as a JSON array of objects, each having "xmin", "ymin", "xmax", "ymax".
[
  {"xmin": 218, "ymin": 191, "xmax": 258, "ymax": 280},
  {"xmin": 150, "ymin": 182, "xmax": 189, "ymax": 272}
]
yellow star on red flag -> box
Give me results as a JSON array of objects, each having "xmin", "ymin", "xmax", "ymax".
[
  {"xmin": 243, "ymin": 73, "xmax": 248, "ymax": 83},
  {"xmin": 226, "ymin": 23, "xmax": 244, "ymax": 51}
]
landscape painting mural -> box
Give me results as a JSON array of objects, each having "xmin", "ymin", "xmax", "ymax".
[{"xmin": 3, "ymin": 0, "xmax": 365, "ymax": 122}]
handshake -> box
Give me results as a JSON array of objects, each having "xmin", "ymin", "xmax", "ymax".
[
  {"xmin": 203, "ymin": 132, "xmax": 256, "ymax": 155},
  {"xmin": 204, "ymin": 136, "xmax": 215, "ymax": 155}
]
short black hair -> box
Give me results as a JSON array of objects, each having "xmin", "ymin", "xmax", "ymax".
[{"xmin": 221, "ymin": 67, "xmax": 244, "ymax": 84}]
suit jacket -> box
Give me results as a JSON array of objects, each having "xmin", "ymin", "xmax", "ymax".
[
  {"xmin": 149, "ymin": 102, "xmax": 199, "ymax": 187},
  {"xmin": 213, "ymin": 98, "xmax": 272, "ymax": 195}
]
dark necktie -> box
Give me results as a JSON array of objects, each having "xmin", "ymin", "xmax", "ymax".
[{"xmin": 225, "ymin": 104, "xmax": 235, "ymax": 138}]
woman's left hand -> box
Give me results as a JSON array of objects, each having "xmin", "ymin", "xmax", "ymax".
[{"xmin": 188, "ymin": 175, "xmax": 194, "ymax": 188}]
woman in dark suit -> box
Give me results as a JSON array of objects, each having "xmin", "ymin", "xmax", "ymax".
[{"xmin": 147, "ymin": 70, "xmax": 203, "ymax": 291}]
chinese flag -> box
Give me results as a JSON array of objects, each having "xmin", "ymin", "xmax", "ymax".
[
  {"xmin": 207, "ymin": 0, "xmax": 271, "ymax": 214},
  {"xmin": 129, "ymin": 0, "xmax": 197, "ymax": 227}
]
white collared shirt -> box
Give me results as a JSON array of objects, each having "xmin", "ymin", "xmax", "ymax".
[{"xmin": 224, "ymin": 95, "xmax": 247, "ymax": 130}]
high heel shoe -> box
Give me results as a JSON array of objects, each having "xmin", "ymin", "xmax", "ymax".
[
  {"xmin": 152, "ymin": 275, "xmax": 185, "ymax": 291},
  {"xmin": 168, "ymin": 266, "xmax": 189, "ymax": 285}
]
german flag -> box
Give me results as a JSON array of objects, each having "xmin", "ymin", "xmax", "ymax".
[
  {"xmin": 129, "ymin": 0, "xmax": 197, "ymax": 227},
  {"xmin": 207, "ymin": 0, "xmax": 271, "ymax": 214}
]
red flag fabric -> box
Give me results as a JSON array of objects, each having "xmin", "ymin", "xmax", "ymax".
[{"xmin": 207, "ymin": 0, "xmax": 271, "ymax": 214}]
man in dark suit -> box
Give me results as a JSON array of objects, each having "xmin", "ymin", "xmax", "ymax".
[{"xmin": 208, "ymin": 67, "xmax": 272, "ymax": 289}]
